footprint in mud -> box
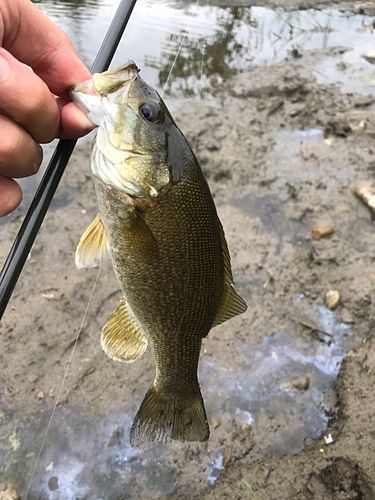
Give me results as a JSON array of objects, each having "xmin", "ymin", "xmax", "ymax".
[{"xmin": 304, "ymin": 457, "xmax": 375, "ymax": 499}]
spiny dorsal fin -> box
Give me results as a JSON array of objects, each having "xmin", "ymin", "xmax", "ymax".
[
  {"xmin": 75, "ymin": 214, "xmax": 110, "ymax": 269},
  {"xmin": 212, "ymin": 220, "xmax": 247, "ymax": 328},
  {"xmin": 101, "ymin": 298, "xmax": 148, "ymax": 362}
]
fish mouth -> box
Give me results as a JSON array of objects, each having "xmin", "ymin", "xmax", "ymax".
[
  {"xmin": 70, "ymin": 61, "xmax": 139, "ymax": 97},
  {"xmin": 69, "ymin": 61, "xmax": 140, "ymax": 121}
]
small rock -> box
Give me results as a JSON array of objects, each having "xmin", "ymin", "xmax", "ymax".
[
  {"xmin": 325, "ymin": 290, "xmax": 340, "ymax": 310},
  {"xmin": 223, "ymin": 446, "xmax": 232, "ymax": 467},
  {"xmin": 341, "ymin": 308, "xmax": 354, "ymax": 324},
  {"xmin": 48, "ymin": 476, "xmax": 59, "ymax": 492},
  {"xmin": 0, "ymin": 484, "xmax": 20, "ymax": 500},
  {"xmin": 37, "ymin": 391, "xmax": 45, "ymax": 400},
  {"xmin": 336, "ymin": 61, "xmax": 348, "ymax": 71},
  {"xmin": 311, "ymin": 224, "xmax": 335, "ymax": 240},
  {"xmin": 211, "ymin": 418, "xmax": 221, "ymax": 429},
  {"xmin": 324, "ymin": 433, "xmax": 334, "ymax": 445},
  {"xmin": 289, "ymin": 108, "xmax": 300, "ymax": 117},
  {"xmin": 241, "ymin": 423, "xmax": 252, "ymax": 438},
  {"xmin": 280, "ymin": 374, "xmax": 310, "ymax": 392},
  {"xmin": 362, "ymin": 50, "xmax": 375, "ymax": 64},
  {"xmin": 108, "ymin": 427, "xmax": 124, "ymax": 447},
  {"xmin": 352, "ymin": 180, "xmax": 375, "ymax": 216}
]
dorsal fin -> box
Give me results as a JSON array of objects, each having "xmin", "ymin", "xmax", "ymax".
[
  {"xmin": 101, "ymin": 297, "xmax": 148, "ymax": 362},
  {"xmin": 75, "ymin": 214, "xmax": 110, "ymax": 269},
  {"xmin": 212, "ymin": 220, "xmax": 247, "ymax": 328}
]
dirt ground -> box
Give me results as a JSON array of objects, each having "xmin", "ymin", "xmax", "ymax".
[{"xmin": 1, "ymin": 0, "xmax": 375, "ymax": 498}]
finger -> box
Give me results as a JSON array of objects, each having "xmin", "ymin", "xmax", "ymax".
[
  {"xmin": 58, "ymin": 100, "xmax": 96, "ymax": 139},
  {"xmin": 0, "ymin": 48, "xmax": 60, "ymax": 143},
  {"xmin": 2, "ymin": 0, "xmax": 91, "ymax": 98},
  {"xmin": 0, "ymin": 115, "xmax": 43, "ymax": 178},
  {"xmin": 0, "ymin": 175, "xmax": 22, "ymax": 216}
]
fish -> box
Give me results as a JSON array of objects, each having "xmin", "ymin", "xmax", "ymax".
[{"xmin": 70, "ymin": 62, "xmax": 247, "ymax": 447}]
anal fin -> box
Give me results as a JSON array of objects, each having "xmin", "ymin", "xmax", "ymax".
[{"xmin": 101, "ymin": 298, "xmax": 148, "ymax": 362}]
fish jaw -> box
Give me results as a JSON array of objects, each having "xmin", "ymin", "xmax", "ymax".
[
  {"xmin": 70, "ymin": 61, "xmax": 139, "ymax": 126},
  {"xmin": 70, "ymin": 79, "xmax": 104, "ymax": 126}
]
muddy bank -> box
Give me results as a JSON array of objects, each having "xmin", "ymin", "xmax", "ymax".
[
  {"xmin": 1, "ymin": 6, "xmax": 375, "ymax": 499},
  {"xmin": 196, "ymin": 337, "xmax": 375, "ymax": 499}
]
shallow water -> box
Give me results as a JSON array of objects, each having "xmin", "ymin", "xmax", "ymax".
[
  {"xmin": 32, "ymin": 1, "xmax": 375, "ymax": 96},
  {"xmin": 1, "ymin": 297, "xmax": 352, "ymax": 498}
]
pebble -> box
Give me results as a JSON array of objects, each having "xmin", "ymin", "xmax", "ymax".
[
  {"xmin": 352, "ymin": 180, "xmax": 375, "ymax": 216},
  {"xmin": 241, "ymin": 423, "xmax": 252, "ymax": 438},
  {"xmin": 211, "ymin": 418, "xmax": 221, "ymax": 429},
  {"xmin": 280, "ymin": 374, "xmax": 310, "ymax": 392},
  {"xmin": 325, "ymin": 290, "xmax": 341, "ymax": 310},
  {"xmin": 0, "ymin": 485, "xmax": 20, "ymax": 500},
  {"xmin": 311, "ymin": 224, "xmax": 335, "ymax": 240},
  {"xmin": 341, "ymin": 308, "xmax": 354, "ymax": 324},
  {"xmin": 362, "ymin": 50, "xmax": 375, "ymax": 64}
]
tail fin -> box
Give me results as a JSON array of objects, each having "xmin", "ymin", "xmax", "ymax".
[{"xmin": 130, "ymin": 383, "xmax": 209, "ymax": 448}]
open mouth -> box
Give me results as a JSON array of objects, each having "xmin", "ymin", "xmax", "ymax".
[{"xmin": 70, "ymin": 61, "xmax": 140, "ymax": 98}]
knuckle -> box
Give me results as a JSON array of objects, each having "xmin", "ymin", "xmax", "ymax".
[{"xmin": 21, "ymin": 87, "xmax": 47, "ymax": 121}]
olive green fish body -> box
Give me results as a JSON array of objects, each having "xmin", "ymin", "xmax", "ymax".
[{"xmin": 71, "ymin": 62, "xmax": 247, "ymax": 447}]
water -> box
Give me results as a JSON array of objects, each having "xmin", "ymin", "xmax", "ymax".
[{"xmin": 30, "ymin": 1, "xmax": 375, "ymax": 97}]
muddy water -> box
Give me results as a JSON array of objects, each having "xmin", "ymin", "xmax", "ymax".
[{"xmin": 1, "ymin": 2, "xmax": 374, "ymax": 499}]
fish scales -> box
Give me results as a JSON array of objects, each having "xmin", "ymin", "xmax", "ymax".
[
  {"xmin": 95, "ymin": 167, "xmax": 223, "ymax": 379},
  {"xmin": 71, "ymin": 62, "xmax": 247, "ymax": 447}
]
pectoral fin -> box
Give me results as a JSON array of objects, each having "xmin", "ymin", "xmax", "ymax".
[
  {"xmin": 75, "ymin": 214, "xmax": 110, "ymax": 269},
  {"xmin": 212, "ymin": 220, "xmax": 247, "ymax": 328},
  {"xmin": 101, "ymin": 298, "xmax": 148, "ymax": 362},
  {"xmin": 125, "ymin": 208, "xmax": 159, "ymax": 261}
]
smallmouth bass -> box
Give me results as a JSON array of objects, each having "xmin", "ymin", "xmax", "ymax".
[{"xmin": 71, "ymin": 62, "xmax": 247, "ymax": 447}]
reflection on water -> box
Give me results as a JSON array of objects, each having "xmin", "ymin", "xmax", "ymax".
[
  {"xmin": 147, "ymin": 7, "xmax": 257, "ymax": 96},
  {"xmin": 30, "ymin": 1, "xmax": 375, "ymax": 99}
]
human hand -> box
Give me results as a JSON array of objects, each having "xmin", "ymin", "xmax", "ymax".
[{"xmin": 0, "ymin": 0, "xmax": 94, "ymax": 216}]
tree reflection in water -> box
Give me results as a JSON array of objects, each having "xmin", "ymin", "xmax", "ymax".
[{"xmin": 146, "ymin": 7, "xmax": 258, "ymax": 98}]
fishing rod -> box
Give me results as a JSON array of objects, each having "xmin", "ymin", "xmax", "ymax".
[{"xmin": 0, "ymin": 0, "xmax": 138, "ymax": 319}]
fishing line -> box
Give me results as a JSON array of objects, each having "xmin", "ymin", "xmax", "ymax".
[
  {"xmin": 161, "ymin": 33, "xmax": 187, "ymax": 98},
  {"xmin": 24, "ymin": 265, "xmax": 102, "ymax": 499},
  {"xmin": 161, "ymin": 0, "xmax": 201, "ymax": 98}
]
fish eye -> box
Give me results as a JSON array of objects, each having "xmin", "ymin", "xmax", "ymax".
[{"xmin": 139, "ymin": 102, "xmax": 161, "ymax": 122}]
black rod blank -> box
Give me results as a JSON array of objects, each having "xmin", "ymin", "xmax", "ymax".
[{"xmin": 0, "ymin": 0, "xmax": 138, "ymax": 319}]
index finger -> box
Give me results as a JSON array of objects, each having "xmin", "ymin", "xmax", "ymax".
[{"xmin": 2, "ymin": 0, "xmax": 91, "ymax": 97}]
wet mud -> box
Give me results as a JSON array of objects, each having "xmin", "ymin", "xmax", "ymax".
[{"xmin": 1, "ymin": 1, "xmax": 375, "ymax": 498}]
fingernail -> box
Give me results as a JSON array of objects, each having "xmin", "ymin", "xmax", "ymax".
[{"xmin": 0, "ymin": 49, "xmax": 10, "ymax": 83}]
